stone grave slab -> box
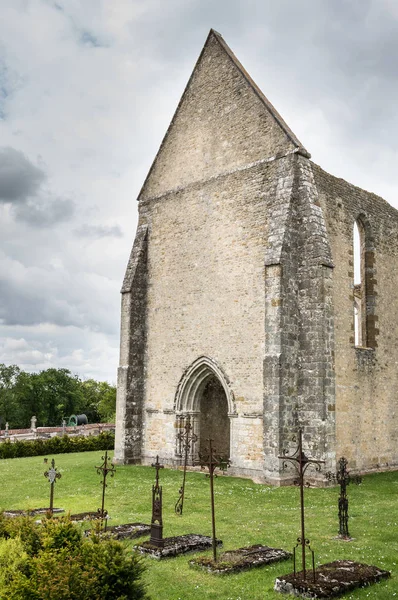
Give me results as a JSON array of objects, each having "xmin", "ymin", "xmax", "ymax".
[
  {"xmin": 274, "ymin": 560, "xmax": 390, "ymax": 598},
  {"xmin": 100, "ymin": 522, "xmax": 151, "ymax": 540},
  {"xmin": 135, "ymin": 533, "xmax": 222, "ymax": 559},
  {"xmin": 190, "ymin": 544, "xmax": 291, "ymax": 574},
  {"xmin": 4, "ymin": 508, "xmax": 64, "ymax": 517},
  {"xmin": 69, "ymin": 511, "xmax": 99, "ymax": 522}
]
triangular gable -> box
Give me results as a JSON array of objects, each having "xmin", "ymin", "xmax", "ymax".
[{"xmin": 139, "ymin": 29, "xmax": 310, "ymax": 201}]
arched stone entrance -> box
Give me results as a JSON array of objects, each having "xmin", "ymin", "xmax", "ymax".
[{"xmin": 174, "ymin": 356, "xmax": 235, "ymax": 463}]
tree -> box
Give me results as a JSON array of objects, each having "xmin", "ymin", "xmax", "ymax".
[
  {"xmin": 0, "ymin": 365, "xmax": 21, "ymax": 428},
  {"xmin": 80, "ymin": 380, "xmax": 116, "ymax": 423}
]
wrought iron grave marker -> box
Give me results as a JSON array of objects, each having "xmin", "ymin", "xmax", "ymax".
[
  {"xmin": 326, "ymin": 457, "xmax": 362, "ymax": 539},
  {"xmin": 43, "ymin": 457, "xmax": 62, "ymax": 514},
  {"xmin": 279, "ymin": 429, "xmax": 324, "ymax": 582},
  {"xmin": 198, "ymin": 438, "xmax": 230, "ymax": 562},
  {"xmin": 95, "ymin": 450, "xmax": 116, "ymax": 530},
  {"xmin": 150, "ymin": 455, "xmax": 164, "ymax": 548},
  {"xmin": 175, "ymin": 415, "xmax": 198, "ymax": 515}
]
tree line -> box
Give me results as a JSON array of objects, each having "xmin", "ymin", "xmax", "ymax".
[{"xmin": 0, "ymin": 364, "xmax": 116, "ymax": 429}]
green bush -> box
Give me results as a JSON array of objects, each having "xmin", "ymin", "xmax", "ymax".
[
  {"xmin": 0, "ymin": 516, "xmax": 148, "ymax": 600},
  {"xmin": 0, "ymin": 432, "xmax": 114, "ymax": 460}
]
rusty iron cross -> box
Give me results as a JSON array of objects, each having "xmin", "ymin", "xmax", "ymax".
[
  {"xmin": 279, "ymin": 429, "xmax": 324, "ymax": 582},
  {"xmin": 150, "ymin": 455, "xmax": 165, "ymax": 548},
  {"xmin": 198, "ymin": 439, "xmax": 230, "ymax": 562},
  {"xmin": 326, "ymin": 457, "xmax": 362, "ymax": 538},
  {"xmin": 151, "ymin": 455, "xmax": 164, "ymax": 491},
  {"xmin": 95, "ymin": 450, "xmax": 116, "ymax": 530},
  {"xmin": 44, "ymin": 458, "xmax": 62, "ymax": 514},
  {"xmin": 175, "ymin": 416, "xmax": 198, "ymax": 515}
]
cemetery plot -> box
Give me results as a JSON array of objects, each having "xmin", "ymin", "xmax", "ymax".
[
  {"xmin": 278, "ymin": 429, "xmax": 324, "ymax": 582},
  {"xmin": 274, "ymin": 560, "xmax": 391, "ymax": 598},
  {"xmin": 135, "ymin": 454, "xmax": 223, "ymax": 558},
  {"xmin": 83, "ymin": 453, "xmax": 150, "ymax": 538},
  {"xmin": 136, "ymin": 533, "xmax": 222, "ymax": 559},
  {"xmin": 190, "ymin": 544, "xmax": 291, "ymax": 574}
]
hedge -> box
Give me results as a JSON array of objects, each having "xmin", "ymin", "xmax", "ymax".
[
  {"xmin": 0, "ymin": 432, "xmax": 115, "ymax": 459},
  {"xmin": 0, "ymin": 515, "xmax": 148, "ymax": 599}
]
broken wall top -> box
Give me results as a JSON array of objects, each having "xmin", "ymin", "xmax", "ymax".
[{"xmin": 139, "ymin": 29, "xmax": 309, "ymax": 202}]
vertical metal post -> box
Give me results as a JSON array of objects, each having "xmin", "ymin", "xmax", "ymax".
[
  {"xmin": 208, "ymin": 440, "xmax": 217, "ymax": 562},
  {"xmin": 298, "ymin": 431, "xmax": 306, "ymax": 580},
  {"xmin": 198, "ymin": 438, "xmax": 230, "ymax": 563}
]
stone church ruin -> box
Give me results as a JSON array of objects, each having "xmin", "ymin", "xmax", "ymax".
[{"xmin": 115, "ymin": 30, "xmax": 398, "ymax": 484}]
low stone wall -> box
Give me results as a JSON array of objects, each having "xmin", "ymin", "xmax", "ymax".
[{"xmin": 0, "ymin": 423, "xmax": 115, "ymax": 443}]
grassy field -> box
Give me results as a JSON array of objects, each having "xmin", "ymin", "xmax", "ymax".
[{"xmin": 0, "ymin": 451, "xmax": 396, "ymax": 599}]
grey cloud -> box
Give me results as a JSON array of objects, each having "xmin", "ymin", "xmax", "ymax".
[
  {"xmin": 0, "ymin": 147, "xmax": 46, "ymax": 203},
  {"xmin": 79, "ymin": 31, "xmax": 107, "ymax": 48},
  {"xmin": 74, "ymin": 224, "xmax": 123, "ymax": 239},
  {"xmin": 14, "ymin": 197, "xmax": 75, "ymax": 227},
  {"xmin": 0, "ymin": 279, "xmax": 77, "ymax": 329},
  {"xmin": 0, "ymin": 268, "xmax": 118, "ymax": 336}
]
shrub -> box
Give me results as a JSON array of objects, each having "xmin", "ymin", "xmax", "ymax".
[
  {"xmin": 0, "ymin": 432, "xmax": 114, "ymax": 460},
  {"xmin": 0, "ymin": 516, "xmax": 148, "ymax": 600}
]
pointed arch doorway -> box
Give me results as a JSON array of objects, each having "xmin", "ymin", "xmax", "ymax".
[{"xmin": 174, "ymin": 357, "xmax": 235, "ymax": 463}]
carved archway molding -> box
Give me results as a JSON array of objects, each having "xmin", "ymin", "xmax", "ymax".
[{"xmin": 174, "ymin": 356, "xmax": 237, "ymax": 416}]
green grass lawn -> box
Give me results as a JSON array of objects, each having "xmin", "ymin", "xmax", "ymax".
[{"xmin": 0, "ymin": 451, "xmax": 397, "ymax": 599}]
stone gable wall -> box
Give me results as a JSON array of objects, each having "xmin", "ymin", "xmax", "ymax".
[{"xmin": 139, "ymin": 33, "xmax": 295, "ymax": 201}]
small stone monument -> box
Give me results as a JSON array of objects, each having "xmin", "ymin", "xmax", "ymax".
[{"xmin": 31, "ymin": 416, "xmax": 37, "ymax": 432}]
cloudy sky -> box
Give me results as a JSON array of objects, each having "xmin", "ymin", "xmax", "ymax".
[{"xmin": 1, "ymin": 0, "xmax": 397, "ymax": 383}]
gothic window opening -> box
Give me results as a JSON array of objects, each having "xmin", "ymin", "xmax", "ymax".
[
  {"xmin": 353, "ymin": 217, "xmax": 377, "ymax": 349},
  {"xmin": 353, "ymin": 220, "xmax": 364, "ymax": 346}
]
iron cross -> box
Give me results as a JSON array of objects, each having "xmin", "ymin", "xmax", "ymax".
[
  {"xmin": 95, "ymin": 450, "xmax": 116, "ymax": 530},
  {"xmin": 326, "ymin": 456, "xmax": 362, "ymax": 538},
  {"xmin": 198, "ymin": 438, "xmax": 230, "ymax": 562},
  {"xmin": 44, "ymin": 458, "xmax": 62, "ymax": 514},
  {"xmin": 151, "ymin": 455, "xmax": 164, "ymax": 490},
  {"xmin": 279, "ymin": 429, "xmax": 324, "ymax": 582},
  {"xmin": 175, "ymin": 416, "xmax": 198, "ymax": 515}
]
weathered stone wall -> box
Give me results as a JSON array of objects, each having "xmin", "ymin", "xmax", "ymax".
[
  {"xmin": 139, "ymin": 31, "xmax": 298, "ymax": 203},
  {"xmin": 114, "ymin": 223, "xmax": 148, "ymax": 464},
  {"xmin": 313, "ymin": 164, "xmax": 398, "ymax": 473},
  {"xmin": 140, "ymin": 159, "xmax": 278, "ymax": 478},
  {"xmin": 263, "ymin": 155, "xmax": 336, "ymax": 483}
]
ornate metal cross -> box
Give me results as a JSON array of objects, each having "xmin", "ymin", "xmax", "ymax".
[
  {"xmin": 279, "ymin": 429, "xmax": 324, "ymax": 582},
  {"xmin": 326, "ymin": 457, "xmax": 362, "ymax": 538},
  {"xmin": 150, "ymin": 455, "xmax": 164, "ymax": 548},
  {"xmin": 175, "ymin": 416, "xmax": 198, "ymax": 515},
  {"xmin": 198, "ymin": 438, "xmax": 230, "ymax": 562},
  {"xmin": 95, "ymin": 450, "xmax": 116, "ymax": 531},
  {"xmin": 44, "ymin": 458, "xmax": 62, "ymax": 514}
]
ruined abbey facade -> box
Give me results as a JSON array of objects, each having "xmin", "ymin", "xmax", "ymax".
[{"xmin": 114, "ymin": 30, "xmax": 398, "ymax": 484}]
